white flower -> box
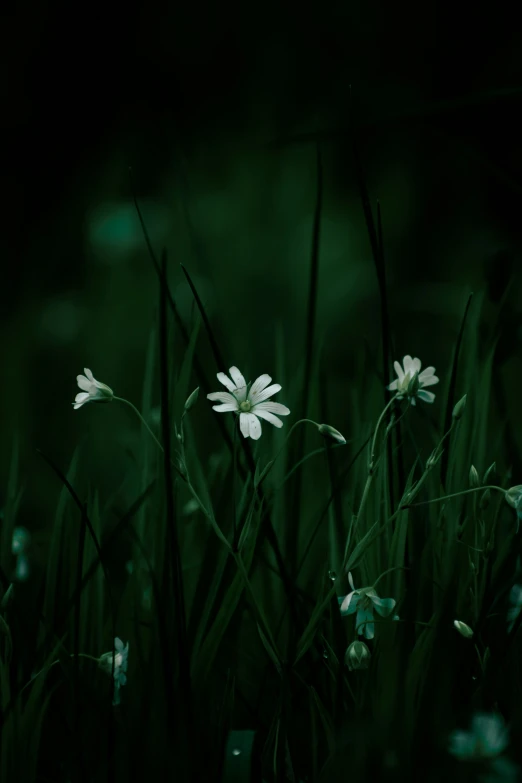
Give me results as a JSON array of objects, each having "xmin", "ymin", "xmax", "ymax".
[
  {"xmin": 338, "ymin": 572, "xmax": 396, "ymax": 640},
  {"xmin": 448, "ymin": 713, "xmax": 509, "ymax": 761},
  {"xmin": 72, "ymin": 368, "xmax": 114, "ymax": 410},
  {"xmin": 507, "ymin": 584, "xmax": 522, "ymax": 633},
  {"xmin": 98, "ymin": 637, "xmax": 129, "ymax": 705},
  {"xmin": 386, "ymin": 355, "xmax": 439, "ymax": 405},
  {"xmin": 207, "ymin": 366, "xmax": 290, "ymax": 440}
]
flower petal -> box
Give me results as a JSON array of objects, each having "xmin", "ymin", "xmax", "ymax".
[
  {"xmin": 207, "ymin": 392, "xmax": 238, "ymax": 405},
  {"xmin": 211, "ymin": 403, "xmax": 238, "ymax": 412},
  {"xmin": 339, "ymin": 592, "xmax": 359, "ymax": 615},
  {"xmin": 387, "ymin": 379, "xmax": 399, "ymax": 391},
  {"xmin": 75, "ymin": 392, "xmax": 89, "ymax": 404},
  {"xmin": 253, "ymin": 401, "xmax": 290, "ymax": 416},
  {"xmin": 419, "ymin": 375, "xmax": 439, "ymax": 388},
  {"xmin": 372, "ymin": 596, "xmax": 397, "ymax": 617},
  {"xmin": 84, "ymin": 368, "xmax": 95, "ymax": 382},
  {"xmin": 250, "ymin": 383, "xmax": 282, "ymax": 405},
  {"xmin": 402, "ymin": 356, "xmax": 414, "ymax": 373},
  {"xmin": 229, "ymin": 366, "xmax": 246, "ymax": 390},
  {"xmin": 418, "ymin": 366, "xmax": 436, "ymax": 381},
  {"xmin": 239, "ymin": 412, "xmax": 251, "ymax": 438},
  {"xmin": 249, "ymin": 415, "xmax": 262, "ymax": 440},
  {"xmin": 216, "ymin": 372, "xmax": 237, "ymax": 393},
  {"xmin": 252, "ymin": 409, "xmax": 283, "ymax": 428},
  {"xmin": 77, "ymin": 374, "xmax": 91, "ymax": 391},
  {"xmin": 248, "ymin": 374, "xmax": 272, "ymax": 399},
  {"xmin": 448, "ymin": 729, "xmax": 475, "ymax": 759},
  {"xmin": 411, "ymin": 357, "xmax": 422, "ymax": 373},
  {"xmin": 115, "ymin": 638, "xmax": 124, "ymax": 651},
  {"xmin": 393, "ymin": 361, "xmax": 405, "ymax": 383},
  {"xmin": 417, "ymin": 390, "xmax": 436, "ymax": 403}
]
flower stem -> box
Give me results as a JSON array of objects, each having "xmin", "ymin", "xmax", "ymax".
[{"xmin": 403, "ymin": 485, "xmax": 506, "ymax": 508}]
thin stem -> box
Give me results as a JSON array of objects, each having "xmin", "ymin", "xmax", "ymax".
[
  {"xmin": 403, "ymin": 485, "xmax": 506, "ymax": 508},
  {"xmin": 256, "ymin": 418, "xmax": 321, "ymax": 486},
  {"xmin": 114, "ymin": 397, "xmax": 166, "ymax": 455}
]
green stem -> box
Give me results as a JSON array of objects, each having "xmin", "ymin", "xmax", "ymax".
[
  {"xmin": 403, "ymin": 485, "xmax": 506, "ymax": 508},
  {"xmin": 369, "ymin": 395, "xmax": 399, "ymax": 471}
]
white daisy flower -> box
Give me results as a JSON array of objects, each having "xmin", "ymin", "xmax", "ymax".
[
  {"xmin": 448, "ymin": 713, "xmax": 509, "ymax": 761},
  {"xmin": 207, "ymin": 366, "xmax": 290, "ymax": 440},
  {"xmin": 386, "ymin": 355, "xmax": 439, "ymax": 405},
  {"xmin": 507, "ymin": 584, "xmax": 522, "ymax": 633},
  {"xmin": 72, "ymin": 368, "xmax": 114, "ymax": 410},
  {"xmin": 338, "ymin": 572, "xmax": 396, "ymax": 640},
  {"xmin": 98, "ymin": 637, "xmax": 129, "ymax": 705}
]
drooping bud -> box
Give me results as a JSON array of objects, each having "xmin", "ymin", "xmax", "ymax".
[
  {"xmin": 452, "ymin": 394, "xmax": 467, "ymax": 420},
  {"xmin": 317, "ymin": 424, "xmax": 346, "ymax": 445},
  {"xmin": 454, "ymin": 620, "xmax": 474, "ymax": 639},
  {"xmin": 344, "ymin": 640, "xmax": 371, "ymax": 671}
]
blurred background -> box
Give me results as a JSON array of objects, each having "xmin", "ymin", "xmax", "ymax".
[{"xmin": 2, "ymin": 0, "xmax": 522, "ymax": 534}]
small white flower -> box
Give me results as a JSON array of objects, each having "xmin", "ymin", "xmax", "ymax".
[
  {"xmin": 72, "ymin": 368, "xmax": 114, "ymax": 410},
  {"xmin": 507, "ymin": 584, "xmax": 522, "ymax": 633},
  {"xmin": 98, "ymin": 637, "xmax": 129, "ymax": 705},
  {"xmin": 338, "ymin": 572, "xmax": 396, "ymax": 640},
  {"xmin": 386, "ymin": 355, "xmax": 439, "ymax": 405},
  {"xmin": 448, "ymin": 713, "xmax": 509, "ymax": 761},
  {"xmin": 207, "ymin": 366, "xmax": 290, "ymax": 440}
]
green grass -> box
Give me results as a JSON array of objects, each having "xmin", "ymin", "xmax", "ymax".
[{"xmin": 1, "ymin": 185, "xmax": 522, "ymax": 783}]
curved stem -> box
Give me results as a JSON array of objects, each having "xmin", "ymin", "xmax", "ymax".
[{"xmin": 403, "ymin": 485, "xmax": 506, "ymax": 508}]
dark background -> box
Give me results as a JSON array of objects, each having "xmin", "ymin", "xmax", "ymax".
[{"xmin": 2, "ymin": 0, "xmax": 522, "ymax": 524}]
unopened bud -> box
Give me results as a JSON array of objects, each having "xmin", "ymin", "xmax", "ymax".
[
  {"xmin": 454, "ymin": 620, "xmax": 474, "ymax": 639},
  {"xmin": 452, "ymin": 394, "xmax": 467, "ymax": 420},
  {"xmin": 426, "ymin": 448, "xmax": 443, "ymax": 469},
  {"xmin": 482, "ymin": 462, "xmax": 496, "ymax": 484},
  {"xmin": 317, "ymin": 423, "xmax": 346, "ymax": 445},
  {"xmin": 184, "ymin": 387, "xmax": 200, "ymax": 411},
  {"xmin": 469, "ymin": 465, "xmax": 480, "ymax": 488},
  {"xmin": 344, "ymin": 640, "xmax": 371, "ymax": 671}
]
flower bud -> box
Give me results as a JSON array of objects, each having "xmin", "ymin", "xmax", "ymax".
[
  {"xmin": 344, "ymin": 640, "xmax": 371, "ymax": 670},
  {"xmin": 452, "ymin": 394, "xmax": 467, "ymax": 420},
  {"xmin": 469, "ymin": 465, "xmax": 480, "ymax": 488},
  {"xmin": 317, "ymin": 424, "xmax": 346, "ymax": 445},
  {"xmin": 482, "ymin": 462, "xmax": 496, "ymax": 484},
  {"xmin": 454, "ymin": 620, "xmax": 473, "ymax": 639},
  {"xmin": 426, "ymin": 448, "xmax": 443, "ymax": 469},
  {"xmin": 184, "ymin": 387, "xmax": 200, "ymax": 411}
]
